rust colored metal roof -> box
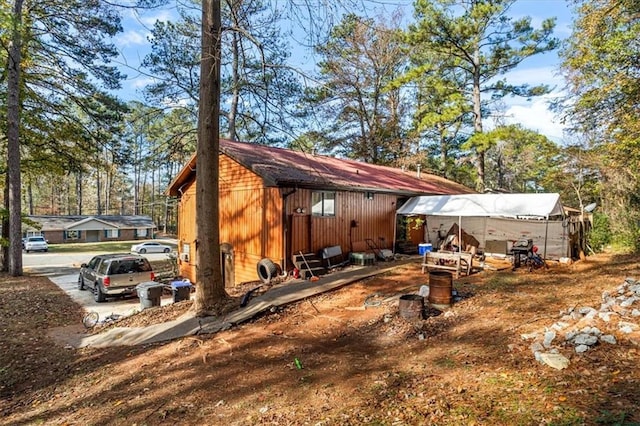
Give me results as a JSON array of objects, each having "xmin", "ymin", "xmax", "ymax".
[{"xmin": 167, "ymin": 139, "xmax": 474, "ymax": 196}]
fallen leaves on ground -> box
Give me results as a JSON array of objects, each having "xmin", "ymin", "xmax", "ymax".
[{"xmin": 0, "ymin": 252, "xmax": 639, "ymax": 426}]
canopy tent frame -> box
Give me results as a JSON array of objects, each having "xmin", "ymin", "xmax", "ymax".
[{"xmin": 395, "ymin": 193, "xmax": 566, "ymax": 260}]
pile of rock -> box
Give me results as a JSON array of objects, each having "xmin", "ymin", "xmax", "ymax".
[{"xmin": 521, "ymin": 277, "xmax": 640, "ymax": 370}]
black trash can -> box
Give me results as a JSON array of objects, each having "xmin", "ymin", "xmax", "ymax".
[
  {"xmin": 136, "ymin": 281, "xmax": 164, "ymax": 310},
  {"xmin": 171, "ymin": 280, "xmax": 192, "ymax": 303}
]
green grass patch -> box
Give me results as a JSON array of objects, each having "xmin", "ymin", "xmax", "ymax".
[
  {"xmin": 48, "ymin": 240, "xmax": 176, "ymax": 253},
  {"xmin": 547, "ymin": 406, "xmax": 585, "ymax": 425},
  {"xmin": 433, "ymin": 355, "xmax": 456, "ymax": 368},
  {"xmin": 596, "ymin": 410, "xmax": 638, "ymax": 426}
]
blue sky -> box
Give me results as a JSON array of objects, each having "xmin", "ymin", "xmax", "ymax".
[
  {"xmin": 497, "ymin": 0, "xmax": 574, "ymax": 143},
  {"xmin": 113, "ymin": 0, "xmax": 575, "ymax": 143}
]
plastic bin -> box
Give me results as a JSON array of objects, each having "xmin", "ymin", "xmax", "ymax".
[
  {"xmin": 418, "ymin": 243, "xmax": 433, "ymax": 255},
  {"xmin": 350, "ymin": 252, "xmax": 375, "ymax": 266},
  {"xmin": 171, "ymin": 280, "xmax": 192, "ymax": 303},
  {"xmin": 136, "ymin": 281, "xmax": 164, "ymax": 309}
]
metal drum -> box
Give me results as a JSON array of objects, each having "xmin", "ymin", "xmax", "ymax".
[
  {"xmin": 398, "ymin": 294, "xmax": 425, "ymax": 321},
  {"xmin": 428, "ymin": 271, "xmax": 453, "ymax": 309}
]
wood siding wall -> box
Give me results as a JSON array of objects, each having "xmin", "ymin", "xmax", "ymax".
[
  {"xmin": 284, "ymin": 188, "xmax": 398, "ymax": 260},
  {"xmin": 176, "ymin": 158, "xmax": 400, "ymax": 287},
  {"xmin": 176, "ymin": 154, "xmax": 284, "ymax": 286},
  {"xmin": 176, "ymin": 179, "xmax": 197, "ymax": 284}
]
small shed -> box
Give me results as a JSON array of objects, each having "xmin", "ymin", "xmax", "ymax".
[{"xmin": 395, "ymin": 193, "xmax": 578, "ymax": 259}]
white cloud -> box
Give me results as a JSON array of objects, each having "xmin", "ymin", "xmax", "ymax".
[
  {"xmin": 129, "ymin": 76, "xmax": 156, "ymax": 89},
  {"xmin": 138, "ymin": 9, "xmax": 175, "ymax": 27},
  {"xmin": 484, "ymin": 64, "xmax": 569, "ymax": 142},
  {"xmin": 502, "ymin": 94, "xmax": 566, "ymax": 142},
  {"xmin": 502, "ymin": 65, "xmax": 564, "ymax": 90},
  {"xmin": 115, "ymin": 30, "xmax": 148, "ymax": 48}
]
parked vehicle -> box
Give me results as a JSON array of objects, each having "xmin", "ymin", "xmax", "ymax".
[
  {"xmin": 78, "ymin": 253, "xmax": 155, "ymax": 302},
  {"xmin": 130, "ymin": 241, "xmax": 172, "ymax": 254},
  {"xmin": 24, "ymin": 236, "xmax": 48, "ymax": 253}
]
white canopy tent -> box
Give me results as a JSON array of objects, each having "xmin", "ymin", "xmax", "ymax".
[
  {"xmin": 396, "ymin": 193, "xmax": 564, "ymax": 218},
  {"xmin": 396, "ymin": 193, "xmax": 568, "ymax": 259}
]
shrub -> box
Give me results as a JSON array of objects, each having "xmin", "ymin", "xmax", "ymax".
[{"xmin": 587, "ymin": 212, "xmax": 611, "ymax": 252}]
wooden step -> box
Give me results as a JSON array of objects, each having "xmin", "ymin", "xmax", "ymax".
[
  {"xmin": 292, "ymin": 253, "xmax": 326, "ymax": 277},
  {"xmin": 299, "ymin": 267, "xmax": 326, "ymax": 280}
]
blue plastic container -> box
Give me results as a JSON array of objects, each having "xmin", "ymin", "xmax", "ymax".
[
  {"xmin": 418, "ymin": 243, "xmax": 433, "ymax": 255},
  {"xmin": 171, "ymin": 280, "xmax": 192, "ymax": 302}
]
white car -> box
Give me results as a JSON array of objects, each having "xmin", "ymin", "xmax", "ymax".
[
  {"xmin": 130, "ymin": 241, "xmax": 172, "ymax": 254},
  {"xmin": 24, "ymin": 236, "xmax": 48, "ymax": 253}
]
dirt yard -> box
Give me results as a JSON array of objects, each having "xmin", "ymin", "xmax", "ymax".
[{"xmin": 1, "ymin": 252, "xmax": 639, "ymax": 425}]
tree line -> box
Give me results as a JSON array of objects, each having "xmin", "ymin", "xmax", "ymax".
[{"xmin": 1, "ymin": 0, "xmax": 638, "ymax": 280}]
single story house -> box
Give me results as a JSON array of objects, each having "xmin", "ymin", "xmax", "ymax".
[
  {"xmin": 23, "ymin": 215, "xmax": 157, "ymax": 244},
  {"xmin": 167, "ymin": 139, "xmax": 474, "ymax": 287}
]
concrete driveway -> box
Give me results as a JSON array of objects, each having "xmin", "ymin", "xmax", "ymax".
[{"xmin": 24, "ymin": 250, "xmax": 180, "ymax": 324}]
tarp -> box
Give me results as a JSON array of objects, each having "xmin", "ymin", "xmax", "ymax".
[{"xmin": 396, "ymin": 193, "xmax": 564, "ymax": 218}]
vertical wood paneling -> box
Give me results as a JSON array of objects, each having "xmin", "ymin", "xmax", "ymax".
[
  {"xmin": 296, "ymin": 189, "xmax": 398, "ymax": 255},
  {"xmin": 331, "ymin": 191, "xmax": 397, "ymax": 253},
  {"xmin": 177, "ymin": 180, "xmax": 197, "ymax": 283},
  {"xmin": 177, "ymin": 155, "xmax": 283, "ymax": 286},
  {"xmin": 290, "ymin": 214, "xmax": 311, "ymax": 254},
  {"xmin": 176, "ymin": 165, "xmax": 400, "ymax": 286}
]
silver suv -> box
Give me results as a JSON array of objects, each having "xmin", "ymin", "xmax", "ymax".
[{"xmin": 78, "ymin": 253, "xmax": 156, "ymax": 302}]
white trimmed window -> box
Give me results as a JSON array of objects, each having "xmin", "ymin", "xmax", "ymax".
[
  {"xmin": 105, "ymin": 229, "xmax": 119, "ymax": 238},
  {"xmin": 312, "ymin": 191, "xmax": 336, "ymax": 217},
  {"xmin": 65, "ymin": 230, "xmax": 80, "ymax": 240}
]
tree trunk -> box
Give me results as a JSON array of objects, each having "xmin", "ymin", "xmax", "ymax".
[
  {"xmin": 96, "ymin": 169, "xmax": 102, "ymax": 214},
  {"xmin": 195, "ymin": 0, "xmax": 228, "ymax": 316},
  {"xmin": 105, "ymin": 167, "xmax": 112, "ymax": 215},
  {"xmin": 27, "ymin": 179, "xmax": 33, "ymax": 214},
  {"xmin": 49, "ymin": 181, "xmax": 55, "ymax": 214},
  {"xmin": 140, "ymin": 171, "xmax": 147, "ymax": 215},
  {"xmin": 2, "ymin": 176, "xmax": 10, "ymax": 272},
  {"xmin": 133, "ymin": 141, "xmax": 141, "ymax": 215},
  {"xmin": 7, "ymin": 0, "xmax": 25, "ymax": 276},
  {"xmin": 438, "ymin": 123, "xmax": 447, "ymax": 178},
  {"xmin": 163, "ymin": 196, "xmax": 169, "ymax": 234},
  {"xmin": 76, "ymin": 170, "xmax": 83, "ymax": 215},
  {"xmin": 151, "ymin": 168, "xmax": 156, "ymax": 220},
  {"xmin": 472, "ymin": 42, "xmax": 485, "ymax": 191},
  {"xmin": 66, "ymin": 176, "xmax": 71, "ymax": 215}
]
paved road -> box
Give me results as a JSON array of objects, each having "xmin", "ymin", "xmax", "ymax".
[{"xmin": 24, "ymin": 250, "xmax": 181, "ymax": 323}]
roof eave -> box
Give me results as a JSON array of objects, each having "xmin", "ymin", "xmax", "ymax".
[
  {"xmin": 272, "ymin": 180, "xmax": 451, "ymax": 196},
  {"xmin": 167, "ymin": 154, "xmax": 197, "ymax": 196}
]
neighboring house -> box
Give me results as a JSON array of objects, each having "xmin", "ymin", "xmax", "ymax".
[
  {"xmin": 167, "ymin": 139, "xmax": 474, "ymax": 287},
  {"xmin": 24, "ymin": 215, "xmax": 157, "ymax": 244}
]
